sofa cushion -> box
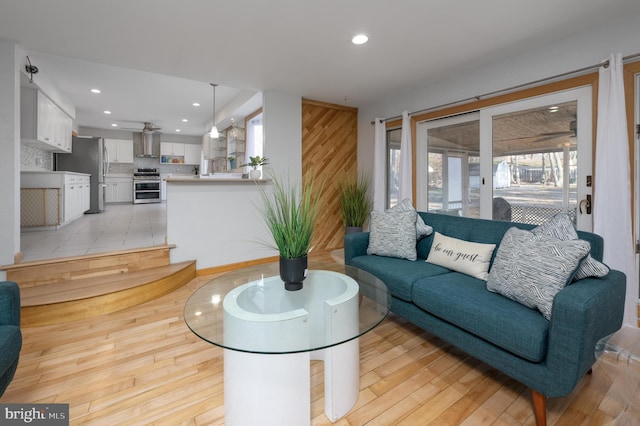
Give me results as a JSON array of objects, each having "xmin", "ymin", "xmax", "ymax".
[
  {"xmin": 350, "ymin": 255, "xmax": 450, "ymax": 302},
  {"xmin": 426, "ymin": 232, "xmax": 495, "ymax": 280},
  {"xmin": 367, "ymin": 209, "xmax": 417, "ymax": 260},
  {"xmin": 487, "ymin": 227, "xmax": 590, "ymax": 320},
  {"xmin": 531, "ymin": 213, "xmax": 610, "ymax": 281},
  {"xmin": 412, "ymin": 272, "xmax": 550, "ymax": 362},
  {"xmin": 390, "ymin": 198, "xmax": 433, "ymax": 239},
  {"xmin": 0, "ymin": 326, "xmax": 21, "ymax": 375}
]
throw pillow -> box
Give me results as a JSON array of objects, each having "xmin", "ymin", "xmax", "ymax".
[
  {"xmin": 530, "ymin": 213, "xmax": 609, "ymax": 280},
  {"xmin": 487, "ymin": 227, "xmax": 591, "ymax": 320},
  {"xmin": 389, "ymin": 198, "xmax": 433, "ymax": 239},
  {"xmin": 425, "ymin": 232, "xmax": 496, "ymax": 280},
  {"xmin": 367, "ymin": 209, "xmax": 418, "ymax": 260}
]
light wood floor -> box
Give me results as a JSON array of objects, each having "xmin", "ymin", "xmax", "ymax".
[{"xmin": 2, "ymin": 272, "xmax": 630, "ymax": 425}]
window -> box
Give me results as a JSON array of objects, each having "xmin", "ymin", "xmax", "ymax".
[
  {"xmin": 244, "ymin": 109, "xmax": 263, "ymax": 165},
  {"xmin": 386, "ymin": 127, "xmax": 401, "ymax": 209}
]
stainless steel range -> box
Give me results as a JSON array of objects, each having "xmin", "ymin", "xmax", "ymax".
[{"xmin": 133, "ymin": 168, "xmax": 161, "ymax": 204}]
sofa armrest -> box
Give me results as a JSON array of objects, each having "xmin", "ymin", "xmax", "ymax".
[
  {"xmin": 544, "ymin": 270, "xmax": 625, "ymax": 394},
  {"xmin": 344, "ymin": 232, "xmax": 370, "ymax": 265},
  {"xmin": 0, "ymin": 282, "xmax": 21, "ymax": 327}
]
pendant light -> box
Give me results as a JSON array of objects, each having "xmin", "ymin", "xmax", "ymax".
[{"xmin": 210, "ymin": 83, "xmax": 220, "ymax": 138}]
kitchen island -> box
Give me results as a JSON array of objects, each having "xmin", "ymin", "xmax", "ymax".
[{"xmin": 165, "ymin": 176, "xmax": 277, "ymax": 271}]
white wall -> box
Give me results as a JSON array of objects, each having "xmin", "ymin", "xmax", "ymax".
[
  {"xmin": 358, "ymin": 13, "xmax": 640, "ymax": 174},
  {"xmin": 0, "ymin": 41, "xmax": 21, "ymax": 274},
  {"xmin": 262, "ymin": 90, "xmax": 302, "ymax": 183}
]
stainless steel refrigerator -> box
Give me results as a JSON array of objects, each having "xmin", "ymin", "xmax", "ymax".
[{"xmin": 56, "ymin": 137, "xmax": 107, "ymax": 214}]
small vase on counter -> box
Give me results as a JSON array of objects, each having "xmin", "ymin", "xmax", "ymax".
[{"xmin": 249, "ymin": 169, "xmax": 261, "ymax": 179}]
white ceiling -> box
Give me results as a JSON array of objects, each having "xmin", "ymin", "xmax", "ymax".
[{"xmin": 1, "ymin": 0, "xmax": 639, "ymax": 136}]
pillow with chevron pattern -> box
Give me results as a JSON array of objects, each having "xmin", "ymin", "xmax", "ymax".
[
  {"xmin": 530, "ymin": 213, "xmax": 609, "ymax": 281},
  {"xmin": 367, "ymin": 209, "xmax": 418, "ymax": 261},
  {"xmin": 487, "ymin": 227, "xmax": 590, "ymax": 320}
]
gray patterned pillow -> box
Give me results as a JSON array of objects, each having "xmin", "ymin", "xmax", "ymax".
[
  {"xmin": 531, "ymin": 213, "xmax": 609, "ymax": 281},
  {"xmin": 367, "ymin": 209, "xmax": 417, "ymax": 260},
  {"xmin": 389, "ymin": 198, "xmax": 433, "ymax": 239},
  {"xmin": 487, "ymin": 227, "xmax": 590, "ymax": 320}
]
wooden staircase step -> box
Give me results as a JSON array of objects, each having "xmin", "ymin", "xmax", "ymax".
[
  {"xmin": 4, "ymin": 245, "xmax": 175, "ymax": 287},
  {"xmin": 20, "ymin": 260, "xmax": 196, "ymax": 328},
  {"xmin": 21, "ymin": 261, "xmax": 194, "ymax": 306}
]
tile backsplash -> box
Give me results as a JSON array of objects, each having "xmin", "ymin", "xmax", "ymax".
[{"xmin": 21, "ymin": 144, "xmax": 53, "ymax": 171}]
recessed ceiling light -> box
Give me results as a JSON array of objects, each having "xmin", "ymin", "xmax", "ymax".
[
  {"xmin": 176, "ymin": 129, "xmax": 181, "ymax": 132},
  {"xmin": 90, "ymin": 89, "xmax": 101, "ymax": 94},
  {"xmin": 111, "ymin": 123, "xmax": 118, "ymax": 127},
  {"xmin": 192, "ymin": 102, "xmax": 200, "ymax": 107},
  {"xmin": 181, "ymin": 118, "xmax": 188, "ymax": 122},
  {"xmin": 103, "ymin": 110, "xmax": 111, "ymax": 114},
  {"xmin": 351, "ymin": 33, "xmax": 369, "ymax": 45}
]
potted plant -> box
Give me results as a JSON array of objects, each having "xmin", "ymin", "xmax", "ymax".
[
  {"xmin": 338, "ymin": 172, "xmax": 372, "ymax": 233},
  {"xmin": 227, "ymin": 156, "xmax": 236, "ymax": 170},
  {"xmin": 241, "ymin": 155, "xmax": 269, "ymax": 179},
  {"xmin": 260, "ymin": 173, "xmax": 322, "ymax": 291}
]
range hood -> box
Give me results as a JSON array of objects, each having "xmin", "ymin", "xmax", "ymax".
[{"xmin": 137, "ymin": 130, "xmax": 158, "ymax": 158}]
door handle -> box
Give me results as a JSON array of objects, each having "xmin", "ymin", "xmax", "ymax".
[{"xmin": 579, "ymin": 194, "xmax": 591, "ymax": 214}]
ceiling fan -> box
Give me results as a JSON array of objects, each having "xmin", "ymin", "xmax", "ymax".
[
  {"xmin": 120, "ymin": 122, "xmax": 162, "ymax": 133},
  {"xmin": 495, "ymin": 120, "xmax": 576, "ymax": 143},
  {"xmin": 533, "ymin": 120, "xmax": 576, "ymax": 142}
]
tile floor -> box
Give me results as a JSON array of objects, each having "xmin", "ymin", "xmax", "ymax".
[{"xmin": 20, "ymin": 203, "xmax": 167, "ymax": 262}]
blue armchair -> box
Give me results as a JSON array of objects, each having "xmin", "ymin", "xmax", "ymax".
[{"xmin": 0, "ymin": 281, "xmax": 22, "ymax": 397}]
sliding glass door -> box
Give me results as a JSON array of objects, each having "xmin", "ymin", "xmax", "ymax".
[
  {"xmin": 416, "ymin": 86, "xmax": 593, "ymax": 231},
  {"xmin": 416, "ymin": 113, "xmax": 480, "ymax": 217}
]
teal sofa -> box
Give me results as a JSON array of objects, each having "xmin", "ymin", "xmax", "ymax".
[
  {"xmin": 0, "ymin": 281, "xmax": 22, "ymax": 397},
  {"xmin": 344, "ymin": 212, "xmax": 625, "ymax": 426}
]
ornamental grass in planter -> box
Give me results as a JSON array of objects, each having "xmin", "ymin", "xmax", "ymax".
[
  {"xmin": 338, "ymin": 172, "xmax": 372, "ymax": 233},
  {"xmin": 260, "ymin": 173, "xmax": 323, "ymax": 290}
]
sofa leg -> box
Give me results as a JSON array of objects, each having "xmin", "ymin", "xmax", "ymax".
[{"xmin": 531, "ymin": 389, "xmax": 547, "ymax": 426}]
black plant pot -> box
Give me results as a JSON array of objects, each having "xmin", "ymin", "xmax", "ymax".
[{"xmin": 280, "ymin": 256, "xmax": 308, "ymax": 291}]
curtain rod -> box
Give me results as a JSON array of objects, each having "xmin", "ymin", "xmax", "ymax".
[{"xmin": 371, "ymin": 52, "xmax": 640, "ymax": 125}]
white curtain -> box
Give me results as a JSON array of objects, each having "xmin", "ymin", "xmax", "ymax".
[
  {"xmin": 594, "ymin": 53, "xmax": 637, "ymax": 327},
  {"xmin": 398, "ymin": 110, "xmax": 413, "ymax": 202},
  {"xmin": 373, "ymin": 118, "xmax": 386, "ymax": 211}
]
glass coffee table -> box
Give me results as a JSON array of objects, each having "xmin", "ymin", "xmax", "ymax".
[{"xmin": 184, "ymin": 261, "xmax": 390, "ymax": 425}]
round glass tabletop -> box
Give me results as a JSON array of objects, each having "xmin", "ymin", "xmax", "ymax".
[{"xmin": 184, "ymin": 262, "xmax": 390, "ymax": 354}]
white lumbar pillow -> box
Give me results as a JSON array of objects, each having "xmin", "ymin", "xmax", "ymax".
[{"xmin": 426, "ymin": 232, "xmax": 496, "ymax": 280}]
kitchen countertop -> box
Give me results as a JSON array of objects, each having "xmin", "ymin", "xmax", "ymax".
[
  {"xmin": 165, "ymin": 176, "xmax": 269, "ymax": 183},
  {"xmin": 21, "ymin": 170, "xmax": 90, "ymax": 176}
]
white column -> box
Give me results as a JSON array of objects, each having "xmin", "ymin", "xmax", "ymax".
[
  {"xmin": 0, "ymin": 41, "xmax": 21, "ymax": 274},
  {"xmin": 262, "ymin": 90, "xmax": 302, "ymax": 185}
]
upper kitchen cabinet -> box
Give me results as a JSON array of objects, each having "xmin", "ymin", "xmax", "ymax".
[
  {"xmin": 20, "ymin": 87, "xmax": 72, "ymax": 153},
  {"xmin": 160, "ymin": 142, "xmax": 185, "ymax": 164},
  {"xmin": 160, "ymin": 142, "xmax": 200, "ymax": 164},
  {"xmin": 184, "ymin": 144, "xmax": 201, "ymax": 165},
  {"xmin": 105, "ymin": 138, "xmax": 134, "ymax": 164}
]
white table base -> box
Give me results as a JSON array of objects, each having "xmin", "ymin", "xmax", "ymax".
[
  {"xmin": 222, "ymin": 271, "xmax": 361, "ymax": 425},
  {"xmin": 224, "ymin": 338, "xmax": 359, "ymax": 425}
]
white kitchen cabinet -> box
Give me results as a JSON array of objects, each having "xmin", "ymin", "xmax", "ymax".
[
  {"xmin": 21, "ymin": 87, "xmax": 73, "ymax": 153},
  {"xmin": 105, "ymin": 176, "xmax": 133, "ymax": 203},
  {"xmin": 184, "ymin": 144, "xmax": 201, "ymax": 165},
  {"xmin": 160, "ymin": 142, "xmax": 185, "ymax": 156},
  {"xmin": 105, "ymin": 139, "xmax": 134, "ymax": 164},
  {"xmin": 21, "ymin": 172, "xmax": 90, "ymax": 228}
]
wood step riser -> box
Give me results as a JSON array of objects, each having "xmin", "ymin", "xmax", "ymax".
[
  {"xmin": 6, "ymin": 246, "xmax": 172, "ymax": 287},
  {"xmin": 21, "ymin": 260, "xmax": 196, "ymax": 328}
]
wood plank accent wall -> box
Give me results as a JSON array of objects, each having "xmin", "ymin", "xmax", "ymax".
[{"xmin": 302, "ymin": 99, "xmax": 358, "ymax": 252}]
